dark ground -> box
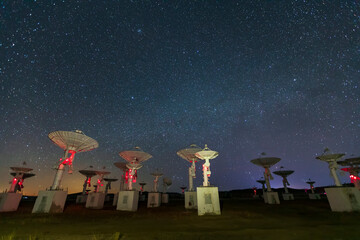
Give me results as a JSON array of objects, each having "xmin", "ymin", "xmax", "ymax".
[{"xmin": 0, "ymin": 196, "xmax": 359, "ymax": 240}]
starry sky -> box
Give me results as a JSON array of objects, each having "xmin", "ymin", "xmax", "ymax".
[{"xmin": 1, "ymin": 0, "xmax": 359, "ymax": 195}]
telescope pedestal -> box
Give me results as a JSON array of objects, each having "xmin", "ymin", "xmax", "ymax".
[
  {"xmin": 0, "ymin": 193, "xmax": 22, "ymax": 212},
  {"xmin": 196, "ymin": 187, "xmax": 221, "ymax": 216},
  {"xmin": 282, "ymin": 193, "xmax": 294, "ymax": 200},
  {"xmin": 309, "ymin": 193, "xmax": 321, "ymax": 200},
  {"xmin": 116, "ymin": 191, "xmax": 139, "ymax": 211},
  {"xmin": 147, "ymin": 192, "xmax": 161, "ymax": 208},
  {"xmin": 32, "ymin": 190, "xmax": 67, "ymax": 213},
  {"xmin": 325, "ymin": 187, "xmax": 360, "ymax": 212},
  {"xmin": 161, "ymin": 193, "xmax": 169, "ymax": 203},
  {"xmin": 263, "ymin": 192, "xmax": 280, "ymax": 204},
  {"xmin": 76, "ymin": 194, "xmax": 87, "ymax": 204},
  {"xmin": 85, "ymin": 192, "xmax": 105, "ymax": 209},
  {"xmin": 185, "ymin": 191, "xmax": 197, "ymax": 209}
]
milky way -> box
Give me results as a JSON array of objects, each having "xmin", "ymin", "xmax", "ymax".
[{"xmin": 1, "ymin": 1, "xmax": 359, "ymax": 194}]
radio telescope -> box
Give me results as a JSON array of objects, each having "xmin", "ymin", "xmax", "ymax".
[
  {"xmin": 195, "ymin": 144, "xmax": 219, "ymax": 186},
  {"xmin": 315, "ymin": 149, "xmax": 345, "ymax": 186},
  {"xmin": 9, "ymin": 162, "xmax": 35, "ymax": 193},
  {"xmin": 79, "ymin": 168, "xmax": 97, "ymax": 195},
  {"xmin": 114, "ymin": 162, "xmax": 128, "ymax": 191},
  {"xmin": 119, "ymin": 147, "xmax": 152, "ymax": 190},
  {"xmin": 177, "ymin": 144, "xmax": 202, "ymax": 191},
  {"xmin": 256, "ymin": 179, "xmax": 266, "ymax": 193},
  {"xmin": 94, "ymin": 169, "xmax": 111, "ymax": 193},
  {"xmin": 48, "ymin": 130, "xmax": 99, "ymax": 190},
  {"xmin": 151, "ymin": 172, "xmax": 163, "ymax": 192},
  {"xmin": 251, "ymin": 155, "xmax": 281, "ymax": 204},
  {"xmin": 338, "ymin": 157, "xmax": 360, "ymax": 190},
  {"xmin": 195, "ymin": 145, "xmax": 221, "ymax": 215},
  {"xmin": 76, "ymin": 167, "xmax": 97, "ymax": 203},
  {"xmin": 273, "ymin": 166, "xmax": 295, "ymax": 200},
  {"xmin": 104, "ymin": 178, "xmax": 118, "ymax": 194},
  {"xmin": 306, "ymin": 179, "xmax": 316, "ymax": 193},
  {"xmin": 33, "ymin": 130, "xmax": 98, "ymax": 214},
  {"xmin": 139, "ymin": 182, "xmax": 146, "ymax": 193},
  {"xmin": 162, "ymin": 177, "xmax": 172, "ymax": 203},
  {"xmin": 117, "ymin": 147, "xmax": 152, "ymax": 211},
  {"xmin": 180, "ymin": 186, "xmax": 187, "ymax": 194},
  {"xmin": 1, "ymin": 162, "xmax": 35, "ymax": 212},
  {"xmin": 163, "ymin": 177, "xmax": 172, "ymax": 193},
  {"xmin": 251, "ymin": 156, "xmax": 280, "ymax": 192}
]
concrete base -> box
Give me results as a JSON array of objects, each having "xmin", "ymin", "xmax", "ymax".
[
  {"xmin": 185, "ymin": 191, "xmax": 197, "ymax": 209},
  {"xmin": 76, "ymin": 194, "xmax": 87, "ymax": 204},
  {"xmin": 309, "ymin": 193, "xmax": 321, "ymax": 200},
  {"xmin": 85, "ymin": 192, "xmax": 106, "ymax": 209},
  {"xmin": 263, "ymin": 192, "xmax": 280, "ymax": 204},
  {"xmin": 196, "ymin": 187, "xmax": 221, "ymax": 216},
  {"xmin": 0, "ymin": 193, "xmax": 22, "ymax": 212},
  {"xmin": 325, "ymin": 187, "xmax": 360, "ymax": 212},
  {"xmin": 282, "ymin": 193, "xmax": 294, "ymax": 200},
  {"xmin": 162, "ymin": 193, "xmax": 169, "ymax": 203},
  {"xmin": 32, "ymin": 190, "xmax": 67, "ymax": 213},
  {"xmin": 113, "ymin": 192, "xmax": 119, "ymax": 206},
  {"xmin": 253, "ymin": 195, "xmax": 260, "ymax": 199},
  {"xmin": 147, "ymin": 192, "xmax": 161, "ymax": 208},
  {"xmin": 116, "ymin": 191, "xmax": 139, "ymax": 211}
]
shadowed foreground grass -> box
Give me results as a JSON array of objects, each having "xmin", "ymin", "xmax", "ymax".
[{"xmin": 0, "ymin": 199, "xmax": 359, "ymax": 240}]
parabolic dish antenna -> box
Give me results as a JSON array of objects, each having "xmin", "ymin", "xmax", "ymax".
[
  {"xmin": 119, "ymin": 147, "xmax": 153, "ymax": 164},
  {"xmin": 48, "ymin": 130, "xmax": 99, "ymax": 152},
  {"xmin": 306, "ymin": 179, "xmax": 316, "ymax": 185},
  {"xmin": 251, "ymin": 157, "xmax": 281, "ymax": 168},
  {"xmin": 256, "ymin": 179, "xmax": 266, "ymax": 184},
  {"xmin": 114, "ymin": 162, "xmax": 128, "ymax": 171},
  {"xmin": 79, "ymin": 170, "xmax": 97, "ymax": 178},
  {"xmin": 177, "ymin": 144, "xmax": 202, "ymax": 191},
  {"xmin": 177, "ymin": 144, "xmax": 202, "ymax": 163},
  {"xmin": 337, "ymin": 157, "xmax": 360, "ymax": 166},
  {"xmin": 315, "ymin": 149, "xmax": 345, "ymax": 187},
  {"xmin": 10, "ymin": 167, "xmax": 33, "ymax": 173},
  {"xmin": 316, "ymin": 153, "xmax": 345, "ymax": 162}
]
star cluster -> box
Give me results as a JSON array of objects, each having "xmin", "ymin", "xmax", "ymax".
[{"xmin": 1, "ymin": 0, "xmax": 359, "ymax": 194}]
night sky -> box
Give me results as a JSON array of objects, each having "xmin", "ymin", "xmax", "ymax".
[{"xmin": 1, "ymin": 1, "xmax": 359, "ymax": 195}]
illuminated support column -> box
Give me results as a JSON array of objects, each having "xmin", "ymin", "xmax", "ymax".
[
  {"xmin": 310, "ymin": 184, "xmax": 315, "ymax": 194},
  {"xmin": 51, "ymin": 149, "xmax": 76, "ymax": 190},
  {"xmin": 9, "ymin": 177, "xmax": 19, "ymax": 193},
  {"xmin": 264, "ymin": 168, "xmax": 272, "ymax": 192},
  {"xmin": 283, "ymin": 178, "xmax": 289, "ymax": 193},
  {"xmin": 329, "ymin": 162, "xmax": 342, "ymax": 187},
  {"xmin": 128, "ymin": 172, "xmax": 133, "ymax": 190},
  {"xmin": 153, "ymin": 176, "xmax": 159, "ymax": 192},
  {"xmin": 189, "ymin": 161, "xmax": 196, "ymax": 191},
  {"xmin": 82, "ymin": 177, "xmax": 89, "ymax": 195},
  {"xmin": 202, "ymin": 159, "xmax": 211, "ymax": 187}
]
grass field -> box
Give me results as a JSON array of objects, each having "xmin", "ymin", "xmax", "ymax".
[{"xmin": 0, "ymin": 198, "xmax": 359, "ymax": 240}]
